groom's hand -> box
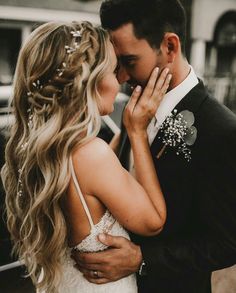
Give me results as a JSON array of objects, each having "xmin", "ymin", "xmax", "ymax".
[{"xmin": 71, "ymin": 233, "xmax": 142, "ymax": 284}]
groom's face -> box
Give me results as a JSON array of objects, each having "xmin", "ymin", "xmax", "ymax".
[{"xmin": 110, "ymin": 23, "xmax": 167, "ymax": 88}]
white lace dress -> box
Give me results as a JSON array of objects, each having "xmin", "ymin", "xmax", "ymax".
[{"xmin": 56, "ymin": 157, "xmax": 137, "ymax": 292}]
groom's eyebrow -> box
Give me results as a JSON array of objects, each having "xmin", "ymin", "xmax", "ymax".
[
  {"xmin": 119, "ymin": 55, "xmax": 138, "ymax": 63},
  {"xmin": 120, "ymin": 54, "xmax": 137, "ymax": 59}
]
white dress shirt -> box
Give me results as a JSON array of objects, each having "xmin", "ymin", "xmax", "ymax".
[{"xmin": 129, "ymin": 65, "xmax": 199, "ymax": 172}]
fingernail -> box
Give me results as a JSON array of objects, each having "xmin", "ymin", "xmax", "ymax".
[
  {"xmin": 168, "ymin": 74, "xmax": 172, "ymax": 80},
  {"xmin": 135, "ymin": 85, "xmax": 141, "ymax": 92},
  {"xmin": 98, "ymin": 233, "xmax": 106, "ymax": 242},
  {"xmin": 155, "ymin": 67, "xmax": 159, "ymax": 73},
  {"xmin": 165, "ymin": 68, "xmax": 170, "ymax": 74}
]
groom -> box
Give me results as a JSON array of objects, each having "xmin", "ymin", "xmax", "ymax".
[{"xmin": 73, "ymin": 0, "xmax": 236, "ymax": 292}]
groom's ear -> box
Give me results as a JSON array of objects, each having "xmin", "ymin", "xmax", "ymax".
[{"xmin": 161, "ymin": 33, "xmax": 180, "ymax": 64}]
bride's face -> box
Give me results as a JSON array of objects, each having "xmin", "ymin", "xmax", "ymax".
[{"xmin": 97, "ymin": 42, "xmax": 120, "ymax": 116}]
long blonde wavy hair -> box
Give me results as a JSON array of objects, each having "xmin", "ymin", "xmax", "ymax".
[{"xmin": 1, "ymin": 21, "xmax": 112, "ymax": 292}]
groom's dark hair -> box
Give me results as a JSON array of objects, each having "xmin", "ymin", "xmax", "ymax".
[{"xmin": 100, "ymin": 0, "xmax": 187, "ymax": 55}]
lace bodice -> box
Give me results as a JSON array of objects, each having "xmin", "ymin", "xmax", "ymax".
[{"xmin": 73, "ymin": 209, "xmax": 117, "ymax": 252}]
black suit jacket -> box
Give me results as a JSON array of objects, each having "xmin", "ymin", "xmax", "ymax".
[{"xmin": 119, "ymin": 81, "xmax": 236, "ymax": 293}]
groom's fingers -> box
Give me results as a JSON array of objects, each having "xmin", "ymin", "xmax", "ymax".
[
  {"xmin": 85, "ymin": 276, "xmax": 110, "ymax": 284},
  {"xmin": 75, "ymin": 263, "xmax": 113, "ymax": 283},
  {"xmin": 73, "ymin": 249, "xmax": 111, "ymax": 266},
  {"xmin": 74, "ymin": 262, "xmax": 103, "ymax": 272},
  {"xmin": 97, "ymin": 233, "xmax": 127, "ymax": 248},
  {"xmin": 72, "ymin": 249, "xmax": 104, "ymax": 265}
]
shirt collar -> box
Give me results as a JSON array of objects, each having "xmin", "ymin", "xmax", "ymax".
[{"xmin": 154, "ymin": 65, "xmax": 199, "ymax": 128}]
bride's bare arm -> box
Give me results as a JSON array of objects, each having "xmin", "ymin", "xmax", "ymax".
[
  {"xmin": 72, "ymin": 138, "xmax": 160, "ymax": 236},
  {"xmin": 124, "ymin": 67, "xmax": 172, "ymax": 232}
]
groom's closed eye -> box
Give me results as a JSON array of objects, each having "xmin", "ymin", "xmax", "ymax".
[{"xmin": 120, "ymin": 55, "xmax": 138, "ymax": 68}]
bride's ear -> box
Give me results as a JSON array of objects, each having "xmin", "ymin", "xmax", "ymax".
[{"xmin": 161, "ymin": 33, "xmax": 180, "ymax": 64}]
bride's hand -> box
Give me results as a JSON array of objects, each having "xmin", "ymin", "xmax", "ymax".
[{"xmin": 123, "ymin": 67, "xmax": 172, "ymax": 137}]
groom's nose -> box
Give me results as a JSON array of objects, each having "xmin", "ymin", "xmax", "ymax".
[{"xmin": 117, "ymin": 65, "xmax": 131, "ymax": 84}]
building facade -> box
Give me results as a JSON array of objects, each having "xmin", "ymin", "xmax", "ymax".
[{"xmin": 190, "ymin": 0, "xmax": 236, "ymax": 112}]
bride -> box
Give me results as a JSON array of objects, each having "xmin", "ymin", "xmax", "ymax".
[{"xmin": 1, "ymin": 21, "xmax": 171, "ymax": 292}]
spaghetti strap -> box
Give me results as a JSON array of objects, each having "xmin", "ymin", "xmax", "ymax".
[{"xmin": 69, "ymin": 156, "xmax": 95, "ymax": 229}]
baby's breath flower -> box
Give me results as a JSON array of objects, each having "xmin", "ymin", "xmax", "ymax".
[{"xmin": 158, "ymin": 109, "xmax": 197, "ymax": 162}]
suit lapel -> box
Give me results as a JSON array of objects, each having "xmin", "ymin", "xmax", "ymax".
[
  {"xmin": 150, "ymin": 79, "xmax": 208, "ymax": 157},
  {"xmin": 174, "ymin": 79, "xmax": 208, "ymax": 114}
]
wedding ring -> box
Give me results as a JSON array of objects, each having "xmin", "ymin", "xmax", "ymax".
[{"xmin": 93, "ymin": 270, "xmax": 99, "ymax": 278}]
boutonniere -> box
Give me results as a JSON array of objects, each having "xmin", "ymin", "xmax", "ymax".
[{"xmin": 157, "ymin": 109, "xmax": 197, "ymax": 161}]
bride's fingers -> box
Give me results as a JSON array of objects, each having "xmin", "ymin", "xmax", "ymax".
[
  {"xmin": 141, "ymin": 67, "xmax": 159, "ymax": 99},
  {"xmin": 126, "ymin": 85, "xmax": 142, "ymax": 113},
  {"xmin": 161, "ymin": 73, "xmax": 172, "ymax": 95},
  {"xmin": 152, "ymin": 70, "xmax": 172, "ymax": 102},
  {"xmin": 156, "ymin": 68, "xmax": 170, "ymax": 89}
]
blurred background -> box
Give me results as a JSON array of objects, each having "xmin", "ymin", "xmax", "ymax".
[{"xmin": 0, "ymin": 0, "xmax": 236, "ymax": 292}]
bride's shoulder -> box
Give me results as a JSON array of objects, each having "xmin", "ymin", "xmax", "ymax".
[{"xmin": 73, "ymin": 137, "xmax": 116, "ymax": 166}]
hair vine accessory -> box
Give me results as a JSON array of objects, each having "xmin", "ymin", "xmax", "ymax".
[
  {"xmin": 64, "ymin": 29, "xmax": 83, "ymax": 54},
  {"xmin": 70, "ymin": 30, "xmax": 82, "ymax": 38},
  {"xmin": 70, "ymin": 29, "xmax": 83, "ymax": 47},
  {"xmin": 32, "ymin": 79, "xmax": 43, "ymax": 89},
  {"xmin": 17, "ymin": 168, "xmax": 23, "ymax": 197},
  {"xmin": 27, "ymin": 79, "xmax": 43, "ymax": 98},
  {"xmin": 26, "ymin": 28, "xmax": 83, "ymax": 93},
  {"xmin": 157, "ymin": 109, "xmax": 197, "ymax": 162},
  {"xmin": 21, "ymin": 142, "xmax": 28, "ymax": 150},
  {"xmin": 57, "ymin": 28, "xmax": 83, "ymax": 77},
  {"xmin": 27, "ymin": 108, "xmax": 34, "ymax": 129},
  {"xmin": 26, "ymin": 27, "xmax": 83, "ymax": 110},
  {"xmin": 56, "ymin": 62, "xmax": 67, "ymax": 77},
  {"xmin": 65, "ymin": 45, "xmax": 77, "ymax": 54},
  {"xmin": 17, "ymin": 109, "xmax": 33, "ymax": 199}
]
